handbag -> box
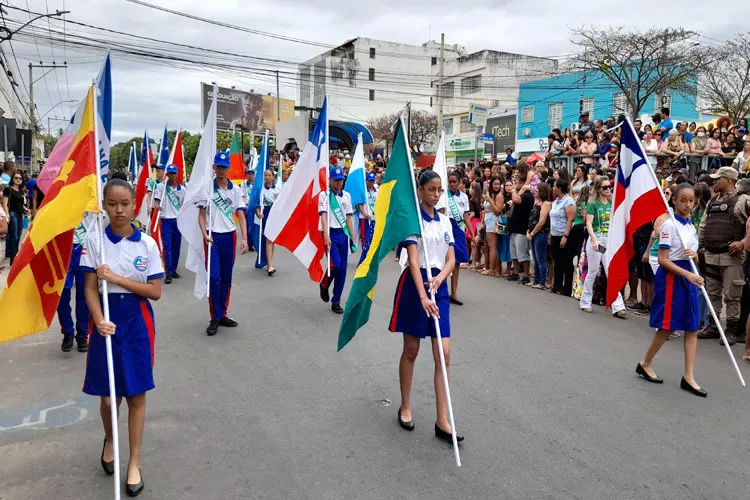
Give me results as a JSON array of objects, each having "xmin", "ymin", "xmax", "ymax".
[{"xmin": 0, "ymin": 213, "xmax": 7, "ymax": 236}]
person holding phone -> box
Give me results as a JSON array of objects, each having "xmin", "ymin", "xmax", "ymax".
[{"xmin": 579, "ymin": 176, "xmax": 627, "ymax": 317}]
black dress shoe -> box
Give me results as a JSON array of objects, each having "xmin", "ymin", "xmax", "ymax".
[
  {"xmin": 219, "ymin": 317, "xmax": 238, "ymax": 327},
  {"xmin": 320, "ymin": 284, "xmax": 330, "ymax": 303},
  {"xmin": 100, "ymin": 438, "xmax": 114, "ymax": 476},
  {"xmin": 434, "ymin": 423, "xmax": 464, "ymax": 444},
  {"xmin": 126, "ymin": 468, "xmax": 144, "ymax": 497},
  {"xmin": 331, "ymin": 304, "xmax": 344, "ymax": 314},
  {"xmin": 681, "ymin": 377, "xmax": 707, "ymax": 398},
  {"xmin": 449, "ymin": 296, "xmax": 463, "ymax": 306},
  {"xmin": 267, "ymin": 267, "xmax": 276, "ymax": 277},
  {"xmin": 397, "ymin": 408, "xmax": 414, "ymax": 431},
  {"xmin": 172, "ymin": 272, "xmax": 181, "ymax": 279},
  {"xmin": 61, "ymin": 335, "xmax": 74, "ymax": 352},
  {"xmin": 164, "ymin": 276, "xmax": 172, "ymax": 284},
  {"xmin": 206, "ymin": 320, "xmax": 219, "ymax": 336},
  {"xmin": 636, "ymin": 363, "xmax": 663, "ymax": 384},
  {"xmin": 76, "ymin": 336, "xmax": 89, "ymax": 353}
]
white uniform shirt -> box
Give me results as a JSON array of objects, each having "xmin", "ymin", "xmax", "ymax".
[
  {"xmin": 153, "ymin": 182, "xmax": 186, "ymax": 219},
  {"xmin": 241, "ymin": 181, "xmax": 253, "ymax": 206},
  {"xmin": 658, "ymin": 214, "xmax": 698, "ymax": 261},
  {"xmin": 198, "ymin": 181, "xmax": 246, "ymax": 233},
  {"xmin": 261, "ymin": 185, "xmax": 280, "ymax": 207},
  {"xmin": 147, "ymin": 178, "xmax": 162, "ymax": 193},
  {"xmin": 403, "ymin": 209, "xmax": 455, "ymax": 270},
  {"xmin": 318, "ymin": 190, "xmax": 353, "ymax": 229},
  {"xmin": 363, "ymin": 188, "xmax": 378, "ymax": 219},
  {"xmin": 73, "ymin": 213, "xmax": 98, "ymax": 246},
  {"xmin": 80, "ymin": 225, "xmax": 164, "ymax": 294}
]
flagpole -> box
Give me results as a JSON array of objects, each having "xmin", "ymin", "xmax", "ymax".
[
  {"xmin": 131, "ymin": 141, "xmax": 137, "ymax": 185},
  {"xmin": 622, "ymin": 117, "xmax": 745, "ymax": 387},
  {"xmin": 92, "ymin": 84, "xmax": 122, "ymax": 500},
  {"xmin": 401, "ymin": 116, "xmax": 461, "ymax": 467},
  {"xmin": 325, "ymin": 98, "xmax": 331, "ymax": 277},
  {"xmin": 206, "ymin": 197, "xmax": 213, "ymax": 299}
]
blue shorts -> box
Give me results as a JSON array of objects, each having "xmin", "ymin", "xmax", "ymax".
[{"xmin": 389, "ymin": 268, "xmax": 450, "ymax": 339}]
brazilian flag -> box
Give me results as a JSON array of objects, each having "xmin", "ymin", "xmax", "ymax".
[{"xmin": 337, "ymin": 119, "xmax": 421, "ymax": 351}]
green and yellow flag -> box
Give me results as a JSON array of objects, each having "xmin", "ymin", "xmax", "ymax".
[{"xmin": 337, "ymin": 119, "xmax": 421, "ymax": 351}]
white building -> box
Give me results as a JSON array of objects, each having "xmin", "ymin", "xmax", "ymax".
[{"xmin": 297, "ymin": 37, "xmax": 465, "ymax": 123}]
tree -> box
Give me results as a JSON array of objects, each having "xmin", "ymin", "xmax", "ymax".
[
  {"xmin": 701, "ymin": 34, "xmax": 750, "ymax": 123},
  {"xmin": 409, "ymin": 110, "xmax": 438, "ymax": 156},
  {"xmin": 366, "ymin": 112, "xmax": 400, "ymax": 153},
  {"xmin": 569, "ymin": 27, "xmax": 717, "ymax": 118}
]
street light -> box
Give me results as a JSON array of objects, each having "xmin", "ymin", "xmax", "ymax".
[
  {"xmin": 39, "ymin": 100, "xmax": 76, "ymax": 121},
  {"xmin": 0, "ymin": 8, "xmax": 70, "ymax": 43}
]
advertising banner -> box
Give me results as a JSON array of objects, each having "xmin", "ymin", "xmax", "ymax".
[{"xmin": 200, "ymin": 83, "xmax": 295, "ymax": 133}]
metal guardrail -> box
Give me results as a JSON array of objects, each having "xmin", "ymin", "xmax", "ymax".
[{"xmin": 544, "ymin": 153, "xmax": 727, "ymax": 178}]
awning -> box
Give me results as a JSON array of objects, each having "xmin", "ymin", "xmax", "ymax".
[{"xmin": 330, "ymin": 121, "xmax": 374, "ymax": 151}]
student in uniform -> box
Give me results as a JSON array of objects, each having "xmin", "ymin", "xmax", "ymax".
[
  {"xmin": 80, "ymin": 178, "xmax": 164, "ymax": 497},
  {"xmin": 152, "ymin": 164, "xmax": 185, "ymax": 284},
  {"xmin": 319, "ymin": 166, "xmax": 356, "ymax": 314},
  {"xmin": 254, "ymin": 168, "xmax": 280, "ymax": 275},
  {"xmin": 390, "ymin": 169, "xmax": 463, "ymax": 444},
  {"xmin": 358, "ymin": 171, "xmax": 378, "ymax": 265},
  {"xmin": 636, "ymin": 183, "xmax": 707, "ymax": 397},
  {"xmin": 242, "ymin": 168, "xmax": 256, "ymax": 252},
  {"xmin": 441, "ymin": 171, "xmax": 474, "ymax": 306},
  {"xmin": 199, "ymin": 152, "xmax": 249, "ymax": 336},
  {"xmin": 146, "ymin": 164, "xmax": 164, "ymax": 213}
]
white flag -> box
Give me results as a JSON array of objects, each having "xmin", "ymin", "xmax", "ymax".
[{"xmin": 434, "ymin": 131, "xmax": 449, "ymax": 211}]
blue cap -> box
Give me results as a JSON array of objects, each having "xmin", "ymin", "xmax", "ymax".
[
  {"xmin": 245, "ymin": 167, "xmax": 255, "ymax": 174},
  {"xmin": 214, "ymin": 151, "xmax": 230, "ymax": 168},
  {"xmin": 330, "ymin": 167, "xmax": 345, "ymax": 180},
  {"xmin": 366, "ymin": 172, "xmax": 376, "ymax": 181},
  {"xmin": 153, "ymin": 163, "xmax": 165, "ymax": 170},
  {"xmin": 166, "ymin": 164, "xmax": 178, "ymax": 174}
]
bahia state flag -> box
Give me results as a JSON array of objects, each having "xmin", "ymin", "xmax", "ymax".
[{"xmin": 337, "ymin": 117, "xmax": 421, "ymax": 351}]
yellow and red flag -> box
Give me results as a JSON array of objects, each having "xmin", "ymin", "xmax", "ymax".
[{"xmin": 0, "ymin": 87, "xmax": 99, "ymax": 343}]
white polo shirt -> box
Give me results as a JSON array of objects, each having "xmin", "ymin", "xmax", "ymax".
[
  {"xmin": 658, "ymin": 214, "xmax": 698, "ymax": 261},
  {"xmin": 80, "ymin": 224, "xmax": 164, "ymax": 294},
  {"xmin": 153, "ymin": 182, "xmax": 186, "ymax": 219},
  {"xmin": 319, "ymin": 190, "xmax": 353, "ymax": 229},
  {"xmin": 241, "ymin": 180, "xmax": 253, "ymax": 206},
  {"xmin": 198, "ymin": 181, "xmax": 246, "ymax": 234},
  {"xmin": 363, "ymin": 188, "xmax": 378, "ymax": 219},
  {"xmin": 403, "ymin": 208, "xmax": 454, "ymax": 270},
  {"xmin": 261, "ymin": 185, "xmax": 281, "ymax": 207},
  {"xmin": 73, "ymin": 213, "xmax": 98, "ymax": 246},
  {"xmin": 147, "ymin": 178, "xmax": 162, "ymax": 193}
]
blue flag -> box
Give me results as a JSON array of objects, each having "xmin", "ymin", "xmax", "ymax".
[
  {"xmin": 128, "ymin": 143, "xmax": 138, "ymax": 181},
  {"xmin": 247, "ymin": 130, "xmax": 270, "ymax": 213},
  {"xmin": 158, "ymin": 126, "xmax": 170, "ymax": 167}
]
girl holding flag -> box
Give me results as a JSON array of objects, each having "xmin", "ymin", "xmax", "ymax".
[
  {"xmin": 254, "ymin": 168, "xmax": 280, "ymax": 275},
  {"xmin": 443, "ymin": 171, "xmax": 474, "ymax": 306}
]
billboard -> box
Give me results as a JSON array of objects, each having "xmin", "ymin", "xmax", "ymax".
[
  {"xmin": 485, "ymin": 114, "xmax": 516, "ymax": 155},
  {"xmin": 200, "ymin": 83, "xmax": 295, "ymax": 133}
]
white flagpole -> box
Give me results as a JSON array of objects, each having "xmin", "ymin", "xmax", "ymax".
[
  {"xmin": 401, "ymin": 116, "xmax": 461, "ymax": 466},
  {"xmin": 622, "ymin": 117, "xmax": 745, "ymax": 386},
  {"xmin": 146, "ymin": 133, "xmax": 156, "ymax": 235},
  {"xmin": 131, "ymin": 142, "xmax": 137, "ymax": 185},
  {"xmin": 256, "ymin": 130, "xmax": 268, "ymax": 268},
  {"xmin": 325, "ymin": 99, "xmax": 331, "ymax": 277},
  {"xmin": 206, "ymin": 198, "xmax": 213, "ymax": 299},
  {"xmin": 92, "ymin": 84, "xmax": 122, "ymax": 500}
]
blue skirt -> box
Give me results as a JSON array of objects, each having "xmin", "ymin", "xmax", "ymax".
[
  {"xmin": 450, "ymin": 219, "xmax": 469, "ymax": 264},
  {"xmin": 497, "ymin": 216, "xmax": 512, "ymax": 263},
  {"xmin": 83, "ymin": 293, "xmax": 156, "ymax": 398},
  {"xmin": 389, "ymin": 268, "xmax": 450, "ymax": 339},
  {"xmin": 649, "ymin": 260, "xmax": 700, "ymax": 332}
]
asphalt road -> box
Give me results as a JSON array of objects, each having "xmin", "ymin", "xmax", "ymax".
[{"xmin": 1, "ymin": 246, "xmax": 750, "ymax": 500}]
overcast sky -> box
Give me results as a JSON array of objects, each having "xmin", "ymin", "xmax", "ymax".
[{"xmin": 6, "ymin": 0, "xmax": 746, "ymax": 143}]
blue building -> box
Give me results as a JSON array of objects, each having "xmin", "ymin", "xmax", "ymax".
[{"xmin": 515, "ymin": 70, "xmax": 699, "ymax": 153}]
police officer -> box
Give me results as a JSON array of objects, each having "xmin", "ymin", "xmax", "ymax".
[
  {"xmin": 153, "ymin": 164, "xmax": 185, "ymax": 284},
  {"xmin": 319, "ymin": 166, "xmax": 355, "ymax": 314},
  {"xmin": 199, "ymin": 152, "xmax": 249, "ymax": 336},
  {"xmin": 242, "ymin": 167, "xmax": 256, "ymax": 252}
]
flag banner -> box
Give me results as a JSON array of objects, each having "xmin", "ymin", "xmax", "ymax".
[
  {"xmin": 434, "ymin": 132, "xmax": 449, "ymax": 212},
  {"xmin": 168, "ymin": 129, "xmax": 186, "ymax": 186},
  {"xmin": 0, "ymin": 87, "xmax": 99, "ymax": 342},
  {"xmin": 134, "ymin": 131, "xmax": 154, "ymax": 228},
  {"xmin": 344, "ymin": 133, "xmax": 366, "ymax": 249},
  {"xmin": 605, "ymin": 118, "xmax": 667, "ymax": 307},
  {"xmin": 128, "ymin": 143, "xmax": 138, "ymax": 182},
  {"xmin": 158, "ymin": 126, "xmax": 170, "ymax": 167},
  {"xmin": 227, "ymin": 131, "xmax": 245, "ymax": 185},
  {"xmin": 337, "ymin": 119, "xmax": 421, "ymax": 351},
  {"xmin": 150, "ymin": 206, "xmax": 163, "ymax": 261}
]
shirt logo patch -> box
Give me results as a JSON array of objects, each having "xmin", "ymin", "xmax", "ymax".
[
  {"xmin": 444, "ymin": 231, "xmax": 451, "ymax": 244},
  {"xmin": 133, "ymin": 256, "xmax": 150, "ymax": 272}
]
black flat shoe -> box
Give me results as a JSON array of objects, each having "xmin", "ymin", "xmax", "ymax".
[
  {"xmin": 76, "ymin": 336, "xmax": 89, "ymax": 353},
  {"xmin": 435, "ymin": 423, "xmax": 464, "ymax": 444},
  {"xmin": 61, "ymin": 334, "xmax": 74, "ymax": 352},
  {"xmin": 681, "ymin": 377, "xmax": 707, "ymax": 398},
  {"xmin": 636, "ymin": 363, "xmax": 663, "ymax": 384},
  {"xmin": 267, "ymin": 267, "xmax": 276, "ymax": 276},
  {"xmin": 126, "ymin": 468, "xmax": 144, "ymax": 497},
  {"xmin": 331, "ymin": 304, "xmax": 344, "ymax": 314},
  {"xmin": 218, "ymin": 317, "xmax": 238, "ymax": 327},
  {"xmin": 206, "ymin": 320, "xmax": 219, "ymax": 336},
  {"xmin": 397, "ymin": 408, "xmax": 414, "ymax": 431},
  {"xmin": 100, "ymin": 438, "xmax": 114, "ymax": 476},
  {"xmin": 164, "ymin": 276, "xmax": 172, "ymax": 284},
  {"xmin": 319, "ymin": 284, "xmax": 330, "ymax": 303},
  {"xmin": 449, "ymin": 296, "xmax": 463, "ymax": 306}
]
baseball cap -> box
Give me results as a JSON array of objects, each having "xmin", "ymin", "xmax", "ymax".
[
  {"xmin": 678, "ymin": 167, "xmax": 689, "ymax": 175},
  {"xmin": 165, "ymin": 164, "xmax": 178, "ymax": 174},
  {"xmin": 214, "ymin": 151, "xmax": 230, "ymax": 168},
  {"xmin": 245, "ymin": 166, "xmax": 255, "ymax": 174},
  {"xmin": 153, "ymin": 163, "xmax": 165, "ymax": 170},
  {"xmin": 330, "ymin": 167, "xmax": 345, "ymax": 180},
  {"xmin": 709, "ymin": 166, "xmax": 739, "ymax": 180},
  {"xmin": 739, "ymin": 126, "xmax": 748, "ymax": 133},
  {"xmin": 366, "ymin": 172, "xmax": 376, "ymax": 181}
]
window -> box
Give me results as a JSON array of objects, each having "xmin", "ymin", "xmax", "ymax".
[
  {"xmin": 443, "ymin": 82, "xmax": 454, "ymax": 99},
  {"xmin": 613, "ymin": 92, "xmax": 628, "ymax": 116},
  {"xmin": 369, "ymin": 89, "xmax": 375, "ymax": 101},
  {"xmin": 521, "ymin": 106, "xmax": 534, "ymax": 123},
  {"xmin": 460, "ymin": 115, "xmax": 475, "ymax": 133},
  {"xmin": 580, "ymin": 97, "xmax": 594, "ymax": 116},
  {"xmin": 369, "ymin": 48, "xmax": 375, "ymax": 59},
  {"xmin": 548, "ymin": 103, "xmax": 563, "ymax": 129},
  {"xmin": 460, "ymin": 75, "xmax": 481, "ymax": 96},
  {"xmin": 655, "ymin": 93, "xmax": 672, "ymax": 113},
  {"xmin": 443, "ymin": 118, "xmax": 453, "ymax": 136},
  {"xmin": 431, "ymin": 56, "xmax": 438, "ymax": 66},
  {"xmin": 369, "ymin": 68, "xmax": 375, "ymax": 81}
]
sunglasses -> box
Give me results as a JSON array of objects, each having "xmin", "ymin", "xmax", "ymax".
[{"xmin": 601, "ymin": 185, "xmax": 612, "ymax": 191}]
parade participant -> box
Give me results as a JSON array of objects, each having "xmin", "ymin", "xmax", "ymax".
[
  {"xmin": 319, "ymin": 166, "xmax": 355, "ymax": 314},
  {"xmin": 358, "ymin": 171, "xmax": 378, "ymax": 265},
  {"xmin": 152, "ymin": 164, "xmax": 185, "ymax": 284},
  {"xmin": 146, "ymin": 164, "xmax": 164, "ymax": 213},
  {"xmin": 637, "ymin": 183, "xmax": 707, "ymax": 397},
  {"xmin": 242, "ymin": 167, "xmax": 256, "ymax": 252},
  {"xmin": 80, "ymin": 177, "xmax": 164, "ymax": 496},
  {"xmin": 2, "ymin": 171, "xmax": 27, "ymax": 265},
  {"xmin": 198, "ymin": 152, "xmax": 249, "ymax": 336},
  {"xmin": 442, "ymin": 171, "xmax": 474, "ymax": 305},
  {"xmin": 254, "ymin": 168, "xmax": 280, "ymax": 275},
  {"xmin": 390, "ymin": 169, "xmax": 462, "ymax": 444}
]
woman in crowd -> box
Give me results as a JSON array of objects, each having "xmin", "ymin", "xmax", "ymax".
[
  {"xmin": 81, "ymin": 178, "xmax": 164, "ymax": 496},
  {"xmin": 579, "ymin": 132, "xmax": 598, "ymax": 166},
  {"xmin": 691, "ymin": 126, "xmax": 709, "ymax": 155},
  {"xmin": 722, "ymin": 133, "xmax": 740, "ymax": 167},
  {"xmin": 579, "ymin": 176, "xmax": 627, "ymax": 317},
  {"xmin": 571, "ymin": 165, "xmax": 589, "ymax": 200},
  {"xmin": 732, "ymin": 141, "xmax": 750, "ymax": 174},
  {"xmin": 707, "ymin": 128, "xmax": 723, "ymax": 156},
  {"xmin": 660, "ymin": 129, "xmax": 686, "ymax": 163},
  {"xmin": 444, "ymin": 172, "xmax": 474, "ymax": 306},
  {"xmin": 497, "ymin": 180, "xmax": 514, "ymax": 276},
  {"xmin": 482, "ymin": 176, "xmax": 504, "ymax": 277},
  {"xmin": 391, "ymin": 169, "xmax": 462, "ymax": 444},
  {"xmin": 549, "ymin": 178, "xmax": 577, "ymax": 295},
  {"xmin": 468, "ymin": 181, "xmax": 484, "ymax": 270},
  {"xmin": 255, "ymin": 168, "xmax": 280, "ymax": 275},
  {"xmin": 643, "ymin": 128, "xmax": 659, "ymax": 154},
  {"xmin": 2, "ymin": 171, "xmax": 27, "ymax": 265},
  {"xmin": 637, "ymin": 183, "xmax": 706, "ymax": 397},
  {"xmin": 653, "ymin": 130, "xmax": 664, "ymax": 148},
  {"xmin": 527, "ymin": 183, "xmax": 552, "ymax": 289}
]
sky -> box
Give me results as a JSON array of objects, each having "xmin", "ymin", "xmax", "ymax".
[{"xmin": 4, "ymin": 0, "xmax": 746, "ymax": 144}]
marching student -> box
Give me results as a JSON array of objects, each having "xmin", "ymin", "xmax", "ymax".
[
  {"xmin": 146, "ymin": 164, "xmax": 164, "ymax": 213},
  {"xmin": 152, "ymin": 164, "xmax": 185, "ymax": 284},
  {"xmin": 319, "ymin": 166, "xmax": 355, "ymax": 314},
  {"xmin": 358, "ymin": 171, "xmax": 378, "ymax": 264},
  {"xmin": 636, "ymin": 183, "xmax": 707, "ymax": 397},
  {"xmin": 80, "ymin": 177, "xmax": 164, "ymax": 497},
  {"xmin": 389, "ymin": 169, "xmax": 462, "ymax": 444},
  {"xmin": 241, "ymin": 167, "xmax": 256, "ymax": 252},
  {"xmin": 442, "ymin": 171, "xmax": 474, "ymax": 306},
  {"xmin": 254, "ymin": 168, "xmax": 280, "ymax": 275},
  {"xmin": 198, "ymin": 151, "xmax": 249, "ymax": 336}
]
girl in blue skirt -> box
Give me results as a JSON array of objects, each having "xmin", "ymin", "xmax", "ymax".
[
  {"xmin": 443, "ymin": 171, "xmax": 474, "ymax": 305},
  {"xmin": 389, "ymin": 169, "xmax": 463, "ymax": 444},
  {"xmin": 636, "ymin": 183, "xmax": 707, "ymax": 397},
  {"xmin": 254, "ymin": 169, "xmax": 280, "ymax": 275},
  {"xmin": 81, "ymin": 178, "xmax": 164, "ymax": 495}
]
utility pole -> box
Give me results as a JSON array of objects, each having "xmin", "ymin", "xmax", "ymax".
[
  {"xmin": 28, "ymin": 62, "xmax": 66, "ymax": 132},
  {"xmin": 276, "ymin": 70, "xmax": 281, "ymax": 122},
  {"xmin": 406, "ymin": 101, "xmax": 411, "ymax": 142},
  {"xmin": 437, "ymin": 33, "xmax": 445, "ymax": 137}
]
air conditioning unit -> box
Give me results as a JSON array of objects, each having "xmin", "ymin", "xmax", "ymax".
[{"xmin": 571, "ymin": 122, "xmax": 580, "ymax": 132}]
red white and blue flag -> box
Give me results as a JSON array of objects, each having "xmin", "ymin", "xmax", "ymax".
[{"xmin": 605, "ymin": 118, "xmax": 667, "ymax": 307}]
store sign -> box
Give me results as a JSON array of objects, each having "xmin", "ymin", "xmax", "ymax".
[
  {"xmin": 485, "ymin": 114, "xmax": 516, "ymax": 153},
  {"xmin": 468, "ymin": 103, "xmax": 488, "ymax": 128},
  {"xmin": 448, "ymin": 137, "xmax": 475, "ymax": 152}
]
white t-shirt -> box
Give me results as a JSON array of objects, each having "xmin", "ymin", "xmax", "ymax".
[
  {"xmin": 403, "ymin": 209, "xmax": 455, "ymax": 270},
  {"xmin": 73, "ymin": 213, "xmax": 98, "ymax": 246},
  {"xmin": 658, "ymin": 215, "xmax": 698, "ymax": 261},
  {"xmin": 318, "ymin": 190, "xmax": 353, "ymax": 229},
  {"xmin": 198, "ymin": 181, "xmax": 246, "ymax": 233},
  {"xmin": 153, "ymin": 183, "xmax": 186, "ymax": 219},
  {"xmin": 363, "ymin": 188, "xmax": 378, "ymax": 219},
  {"xmin": 261, "ymin": 185, "xmax": 280, "ymax": 207},
  {"xmin": 440, "ymin": 190, "xmax": 470, "ymax": 221},
  {"xmin": 80, "ymin": 225, "xmax": 164, "ymax": 294}
]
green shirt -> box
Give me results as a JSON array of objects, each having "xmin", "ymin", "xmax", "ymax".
[
  {"xmin": 586, "ymin": 199, "xmax": 612, "ymax": 236},
  {"xmin": 573, "ymin": 201, "xmax": 587, "ymax": 226}
]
